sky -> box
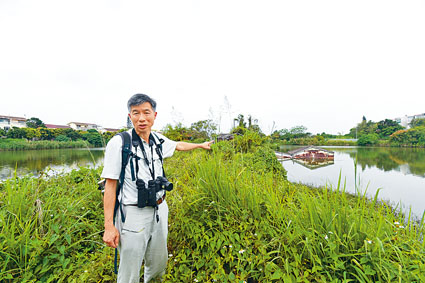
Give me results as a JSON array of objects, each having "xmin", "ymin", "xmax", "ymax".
[{"xmin": 1, "ymin": 0, "xmax": 424, "ymax": 135}]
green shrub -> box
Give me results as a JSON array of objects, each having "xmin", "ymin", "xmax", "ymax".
[
  {"xmin": 357, "ymin": 133, "xmax": 379, "ymax": 146},
  {"xmin": 55, "ymin": 135, "xmax": 71, "ymax": 142}
]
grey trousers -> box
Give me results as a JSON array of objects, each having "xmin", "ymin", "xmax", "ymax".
[{"xmin": 115, "ymin": 201, "xmax": 169, "ymax": 283}]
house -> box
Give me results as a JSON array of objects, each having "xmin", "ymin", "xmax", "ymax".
[
  {"xmin": 286, "ymin": 146, "xmax": 334, "ymax": 160},
  {"xmin": 67, "ymin": 122, "xmax": 101, "ymax": 131},
  {"xmin": 45, "ymin": 124, "xmax": 71, "ymax": 129},
  {"xmin": 394, "ymin": 113, "xmax": 425, "ymax": 128},
  {"xmin": 0, "ymin": 115, "xmax": 26, "ymax": 130}
]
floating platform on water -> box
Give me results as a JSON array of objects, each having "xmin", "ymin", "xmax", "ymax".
[{"xmin": 276, "ymin": 145, "xmax": 334, "ymax": 160}]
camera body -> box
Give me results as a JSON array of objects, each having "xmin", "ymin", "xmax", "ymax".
[{"xmin": 137, "ymin": 177, "xmax": 173, "ymax": 208}]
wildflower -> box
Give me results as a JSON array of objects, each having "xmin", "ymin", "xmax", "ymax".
[
  {"xmin": 324, "ymin": 235, "xmax": 328, "ymax": 240},
  {"xmin": 229, "ymin": 245, "xmax": 232, "ymax": 248},
  {"xmin": 168, "ymin": 254, "xmax": 173, "ymax": 257},
  {"xmin": 328, "ymin": 231, "xmax": 333, "ymax": 234},
  {"xmin": 399, "ymin": 225, "xmax": 405, "ymax": 229},
  {"xmin": 50, "ymin": 214, "xmax": 53, "ymax": 217},
  {"xmin": 366, "ymin": 239, "xmax": 373, "ymax": 244},
  {"xmin": 394, "ymin": 221, "xmax": 400, "ymax": 225},
  {"xmin": 84, "ymin": 270, "xmax": 87, "ymax": 273},
  {"xmin": 239, "ymin": 249, "xmax": 245, "ymax": 254},
  {"xmin": 174, "ymin": 259, "xmax": 177, "ymax": 262},
  {"xmin": 223, "ymin": 246, "xmax": 226, "ymax": 249},
  {"xmin": 194, "ymin": 279, "xmax": 199, "ymax": 282},
  {"xmin": 254, "ymin": 233, "xmax": 257, "ymax": 236},
  {"xmin": 204, "ymin": 209, "xmax": 208, "ymax": 212}
]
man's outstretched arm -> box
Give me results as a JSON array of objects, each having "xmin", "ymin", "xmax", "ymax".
[{"xmin": 176, "ymin": 140, "xmax": 214, "ymax": 151}]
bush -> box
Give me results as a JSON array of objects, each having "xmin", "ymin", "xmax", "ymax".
[
  {"xmin": 357, "ymin": 133, "xmax": 379, "ymax": 146},
  {"xmin": 55, "ymin": 135, "xmax": 71, "ymax": 142}
]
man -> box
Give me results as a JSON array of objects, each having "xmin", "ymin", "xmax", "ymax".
[{"xmin": 102, "ymin": 94, "xmax": 213, "ymax": 282}]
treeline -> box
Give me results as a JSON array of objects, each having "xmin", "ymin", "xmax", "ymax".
[
  {"xmin": 348, "ymin": 116, "xmax": 425, "ymax": 146},
  {"xmin": 0, "ymin": 127, "xmax": 119, "ymax": 149},
  {"xmin": 269, "ymin": 117, "xmax": 425, "ymax": 147},
  {"xmin": 162, "ymin": 119, "xmax": 217, "ymax": 142}
]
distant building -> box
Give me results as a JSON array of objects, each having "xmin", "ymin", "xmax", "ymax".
[
  {"xmin": 394, "ymin": 113, "xmax": 425, "ymax": 128},
  {"xmin": 67, "ymin": 122, "xmax": 101, "ymax": 131},
  {"xmin": 45, "ymin": 124, "xmax": 71, "ymax": 129},
  {"xmin": 0, "ymin": 115, "xmax": 26, "ymax": 130}
]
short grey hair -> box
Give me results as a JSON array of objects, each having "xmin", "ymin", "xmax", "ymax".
[{"xmin": 127, "ymin": 93, "xmax": 157, "ymax": 112}]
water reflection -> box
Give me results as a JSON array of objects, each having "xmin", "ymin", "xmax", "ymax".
[
  {"xmin": 292, "ymin": 159, "xmax": 334, "ymax": 170},
  {"xmin": 0, "ymin": 148, "xmax": 104, "ymax": 180},
  {"xmin": 279, "ymin": 146, "xmax": 425, "ymax": 218}
]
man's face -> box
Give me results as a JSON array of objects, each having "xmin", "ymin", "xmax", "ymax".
[{"xmin": 129, "ymin": 102, "xmax": 157, "ymax": 137}]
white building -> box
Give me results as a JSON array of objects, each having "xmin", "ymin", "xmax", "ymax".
[
  {"xmin": 67, "ymin": 122, "xmax": 101, "ymax": 131},
  {"xmin": 0, "ymin": 115, "xmax": 26, "ymax": 130},
  {"xmin": 394, "ymin": 113, "xmax": 425, "ymax": 128}
]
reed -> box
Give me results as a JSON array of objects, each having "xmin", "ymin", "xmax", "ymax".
[
  {"xmin": 0, "ymin": 139, "xmax": 89, "ymax": 151},
  {"xmin": 1, "ymin": 135, "xmax": 423, "ymax": 282}
]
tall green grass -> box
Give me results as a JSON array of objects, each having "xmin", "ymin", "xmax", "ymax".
[
  {"xmin": 0, "ymin": 139, "xmax": 89, "ymax": 151},
  {"xmin": 0, "ymin": 168, "xmax": 115, "ymax": 282},
  {"xmin": 1, "ymin": 135, "xmax": 424, "ymax": 282},
  {"xmin": 163, "ymin": 141, "xmax": 425, "ymax": 282}
]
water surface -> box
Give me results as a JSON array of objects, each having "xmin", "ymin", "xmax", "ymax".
[
  {"xmin": 0, "ymin": 148, "xmax": 104, "ymax": 180},
  {"xmin": 279, "ymin": 146, "xmax": 425, "ymax": 219}
]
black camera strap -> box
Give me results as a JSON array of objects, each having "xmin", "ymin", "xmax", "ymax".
[{"xmin": 131, "ymin": 129, "xmax": 156, "ymax": 181}]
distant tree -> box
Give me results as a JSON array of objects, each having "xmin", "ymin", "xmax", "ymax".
[
  {"xmin": 289, "ymin": 125, "xmax": 310, "ymax": 138},
  {"xmin": 375, "ymin": 119, "xmax": 403, "ymax": 138},
  {"xmin": 162, "ymin": 123, "xmax": 191, "ymax": 141},
  {"xmin": 82, "ymin": 129, "xmax": 103, "ymax": 147},
  {"xmin": 55, "ymin": 135, "xmax": 71, "ymax": 142},
  {"xmin": 102, "ymin": 131, "xmax": 116, "ymax": 144},
  {"xmin": 234, "ymin": 114, "xmax": 246, "ymax": 128},
  {"xmin": 26, "ymin": 117, "xmax": 45, "ymax": 128},
  {"xmin": 357, "ymin": 133, "xmax": 379, "ymax": 146},
  {"xmin": 38, "ymin": 128, "xmax": 56, "ymax": 140},
  {"xmin": 349, "ymin": 117, "xmax": 377, "ymax": 138},
  {"xmin": 6, "ymin": 127, "xmax": 26, "ymax": 139},
  {"xmin": 190, "ymin": 119, "xmax": 217, "ymax": 139},
  {"xmin": 23, "ymin": 128, "xmax": 41, "ymax": 140},
  {"xmin": 409, "ymin": 118, "xmax": 425, "ymax": 128},
  {"xmin": 232, "ymin": 114, "xmax": 262, "ymax": 135},
  {"xmin": 0, "ymin": 128, "xmax": 6, "ymax": 137},
  {"xmin": 63, "ymin": 128, "xmax": 82, "ymax": 141}
]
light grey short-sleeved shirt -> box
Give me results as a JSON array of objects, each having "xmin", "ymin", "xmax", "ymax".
[{"xmin": 101, "ymin": 129, "xmax": 177, "ymax": 205}]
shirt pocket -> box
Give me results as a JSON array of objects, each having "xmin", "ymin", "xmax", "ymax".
[{"xmin": 122, "ymin": 206, "xmax": 154, "ymax": 233}]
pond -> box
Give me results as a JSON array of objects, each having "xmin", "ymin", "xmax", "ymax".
[
  {"xmin": 0, "ymin": 148, "xmax": 104, "ymax": 180},
  {"xmin": 279, "ymin": 146, "xmax": 425, "ymax": 219}
]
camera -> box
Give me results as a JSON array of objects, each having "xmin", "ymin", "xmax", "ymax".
[{"xmin": 137, "ymin": 177, "xmax": 173, "ymax": 208}]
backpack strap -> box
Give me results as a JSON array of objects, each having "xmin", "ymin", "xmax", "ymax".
[
  {"xmin": 114, "ymin": 131, "xmax": 133, "ymax": 275},
  {"xmin": 115, "ymin": 131, "xmax": 133, "ymax": 224}
]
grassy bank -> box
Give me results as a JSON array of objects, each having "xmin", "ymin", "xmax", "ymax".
[
  {"xmin": 0, "ymin": 139, "xmax": 90, "ymax": 151},
  {"xmin": 1, "ymin": 138, "xmax": 424, "ymax": 282}
]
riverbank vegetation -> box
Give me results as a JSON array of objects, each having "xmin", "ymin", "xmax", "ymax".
[
  {"xmin": 270, "ymin": 117, "xmax": 425, "ymax": 148},
  {"xmin": 0, "ymin": 138, "xmax": 90, "ymax": 151},
  {"xmin": 0, "ymin": 127, "xmax": 119, "ymax": 151},
  {"xmin": 1, "ymin": 131, "xmax": 424, "ymax": 282}
]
